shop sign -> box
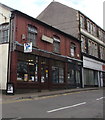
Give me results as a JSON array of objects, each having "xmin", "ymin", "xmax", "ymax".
[
  {"xmin": 102, "ymin": 65, "xmax": 105, "ymax": 71},
  {"xmin": 42, "ymin": 35, "xmax": 53, "ymax": 44},
  {"xmin": 6, "ymin": 83, "xmax": 14, "ymax": 95},
  {"xmin": 24, "ymin": 42, "xmax": 32, "ymax": 53}
]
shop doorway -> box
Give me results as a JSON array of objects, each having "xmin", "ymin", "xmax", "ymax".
[{"xmin": 40, "ymin": 58, "xmax": 49, "ymax": 89}]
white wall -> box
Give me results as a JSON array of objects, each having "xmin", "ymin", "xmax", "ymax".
[
  {"xmin": 0, "ymin": 44, "xmax": 9, "ymax": 90},
  {"xmin": 0, "ymin": 5, "xmax": 11, "ymax": 24}
]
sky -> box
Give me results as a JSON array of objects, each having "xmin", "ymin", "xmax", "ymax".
[{"xmin": 0, "ymin": 0, "xmax": 104, "ymax": 29}]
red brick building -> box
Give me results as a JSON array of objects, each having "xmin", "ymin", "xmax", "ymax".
[{"xmin": 8, "ymin": 10, "xmax": 82, "ymax": 91}]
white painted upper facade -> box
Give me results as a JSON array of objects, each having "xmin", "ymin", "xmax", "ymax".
[{"xmin": 0, "ymin": 3, "xmax": 13, "ymax": 90}]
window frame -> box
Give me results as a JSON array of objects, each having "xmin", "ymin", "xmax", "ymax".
[
  {"xmin": 70, "ymin": 42, "xmax": 76, "ymax": 57},
  {"xmin": 53, "ymin": 36, "xmax": 60, "ymax": 53},
  {"xmin": 0, "ymin": 23, "xmax": 9, "ymax": 43},
  {"xmin": 27, "ymin": 25, "xmax": 37, "ymax": 47},
  {"xmin": 81, "ymin": 35, "xmax": 87, "ymax": 53}
]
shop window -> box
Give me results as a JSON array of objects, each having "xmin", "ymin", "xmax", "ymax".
[
  {"xmin": 75, "ymin": 70, "xmax": 81, "ymax": 86},
  {"xmin": 70, "ymin": 43, "xmax": 76, "ymax": 57},
  {"xmin": 67, "ymin": 69, "xmax": 75, "ymax": 85},
  {"xmin": 17, "ymin": 54, "xmax": 38, "ymax": 82},
  {"xmin": 52, "ymin": 66, "xmax": 64, "ymax": 84},
  {"xmin": 52, "ymin": 66, "xmax": 59, "ymax": 83},
  {"xmin": 0, "ymin": 23, "xmax": 9, "ymax": 43},
  {"xmin": 53, "ymin": 36, "xmax": 60, "ymax": 53},
  {"xmin": 52, "ymin": 61, "xmax": 64, "ymax": 84},
  {"xmin": 41, "ymin": 58, "xmax": 49, "ymax": 83},
  {"xmin": 27, "ymin": 25, "xmax": 37, "ymax": 46},
  {"xmin": 59, "ymin": 68, "xmax": 64, "ymax": 83},
  {"xmin": 81, "ymin": 35, "xmax": 87, "ymax": 53},
  {"xmin": 17, "ymin": 61, "xmax": 28, "ymax": 81},
  {"xmin": 84, "ymin": 69, "xmax": 98, "ymax": 86}
]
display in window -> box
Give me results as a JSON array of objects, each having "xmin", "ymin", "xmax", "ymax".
[{"xmin": 24, "ymin": 74, "xmax": 28, "ymax": 81}]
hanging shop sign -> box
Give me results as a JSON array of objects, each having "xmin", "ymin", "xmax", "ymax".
[{"xmin": 24, "ymin": 42, "xmax": 32, "ymax": 53}]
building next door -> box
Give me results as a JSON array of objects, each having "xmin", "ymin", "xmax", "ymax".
[{"xmin": 40, "ymin": 58, "xmax": 49, "ymax": 89}]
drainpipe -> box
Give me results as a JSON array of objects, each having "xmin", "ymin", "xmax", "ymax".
[{"xmin": 7, "ymin": 13, "xmax": 14, "ymax": 91}]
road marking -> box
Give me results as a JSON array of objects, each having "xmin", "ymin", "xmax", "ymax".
[
  {"xmin": 96, "ymin": 97, "xmax": 104, "ymax": 101},
  {"xmin": 47, "ymin": 102, "xmax": 86, "ymax": 113}
]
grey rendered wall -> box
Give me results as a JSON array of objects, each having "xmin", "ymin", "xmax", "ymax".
[{"xmin": 37, "ymin": 2, "xmax": 79, "ymax": 39}]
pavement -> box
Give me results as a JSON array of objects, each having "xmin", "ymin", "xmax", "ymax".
[{"xmin": 1, "ymin": 87, "xmax": 102, "ymax": 102}]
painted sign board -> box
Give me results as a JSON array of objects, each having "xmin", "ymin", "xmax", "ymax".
[{"xmin": 24, "ymin": 42, "xmax": 32, "ymax": 53}]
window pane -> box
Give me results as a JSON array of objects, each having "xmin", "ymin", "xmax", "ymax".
[
  {"xmin": 0, "ymin": 25, "xmax": 9, "ymax": 43},
  {"xmin": 52, "ymin": 66, "xmax": 59, "ymax": 83},
  {"xmin": 28, "ymin": 25, "xmax": 37, "ymax": 46},
  {"xmin": 17, "ymin": 61, "xmax": 28, "ymax": 81},
  {"xmin": 59, "ymin": 68, "xmax": 64, "ymax": 83},
  {"xmin": 81, "ymin": 35, "xmax": 86, "ymax": 53},
  {"xmin": 71, "ymin": 43, "xmax": 76, "ymax": 57},
  {"xmin": 53, "ymin": 38, "xmax": 60, "ymax": 53}
]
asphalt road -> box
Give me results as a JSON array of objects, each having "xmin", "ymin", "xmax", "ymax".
[{"xmin": 2, "ymin": 89, "xmax": 104, "ymax": 119}]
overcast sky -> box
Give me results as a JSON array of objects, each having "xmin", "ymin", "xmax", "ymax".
[{"xmin": 0, "ymin": 0, "xmax": 104, "ymax": 29}]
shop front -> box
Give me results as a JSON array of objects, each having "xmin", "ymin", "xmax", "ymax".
[
  {"xmin": 83, "ymin": 56, "xmax": 104, "ymax": 87},
  {"xmin": 10, "ymin": 45, "xmax": 82, "ymax": 91}
]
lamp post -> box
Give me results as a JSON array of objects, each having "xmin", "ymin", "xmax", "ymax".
[{"xmin": 6, "ymin": 13, "xmax": 15, "ymax": 94}]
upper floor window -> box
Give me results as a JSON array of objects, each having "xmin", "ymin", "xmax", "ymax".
[
  {"xmin": 70, "ymin": 43, "xmax": 76, "ymax": 57},
  {"xmin": 98, "ymin": 29, "xmax": 104, "ymax": 41},
  {"xmin": 27, "ymin": 25, "xmax": 37, "ymax": 46},
  {"xmin": 88, "ymin": 39, "xmax": 98, "ymax": 57},
  {"xmin": 103, "ymin": 33, "xmax": 105, "ymax": 43},
  {"xmin": 100, "ymin": 46, "xmax": 104, "ymax": 59},
  {"xmin": 88, "ymin": 40, "xmax": 93, "ymax": 56},
  {"xmin": 93, "ymin": 24, "xmax": 97, "ymax": 37},
  {"xmin": 94, "ymin": 43, "xmax": 98, "ymax": 58},
  {"xmin": 81, "ymin": 35, "xmax": 87, "ymax": 53},
  {"xmin": 0, "ymin": 23, "xmax": 9, "ymax": 43},
  {"xmin": 53, "ymin": 36, "xmax": 60, "ymax": 53},
  {"xmin": 90, "ymin": 22, "xmax": 93, "ymax": 35},
  {"xmin": 80, "ymin": 15, "xmax": 85, "ymax": 29},
  {"xmin": 87, "ymin": 20, "xmax": 91, "ymax": 33}
]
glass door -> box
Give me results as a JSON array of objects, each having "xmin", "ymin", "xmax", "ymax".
[{"xmin": 40, "ymin": 58, "xmax": 49, "ymax": 89}]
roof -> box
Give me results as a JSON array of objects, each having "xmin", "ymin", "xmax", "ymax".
[
  {"xmin": 37, "ymin": 1, "xmax": 105, "ymax": 34},
  {"xmin": 12, "ymin": 10, "xmax": 81, "ymax": 42},
  {"xmin": 0, "ymin": 2, "xmax": 14, "ymax": 11},
  {"xmin": 37, "ymin": 2, "xmax": 79, "ymax": 38}
]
